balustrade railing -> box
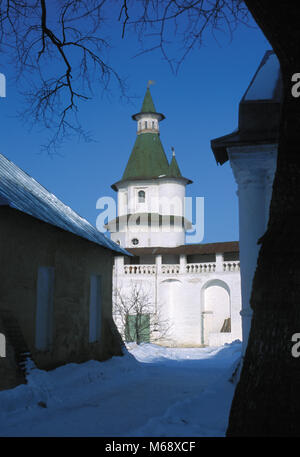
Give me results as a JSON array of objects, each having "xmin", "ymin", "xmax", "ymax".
[
  {"xmin": 186, "ymin": 262, "xmax": 216, "ymax": 273},
  {"xmin": 223, "ymin": 261, "xmax": 240, "ymax": 272},
  {"xmin": 121, "ymin": 260, "xmax": 240, "ymax": 275},
  {"xmin": 124, "ymin": 265, "xmax": 156, "ymax": 275},
  {"xmin": 161, "ymin": 264, "xmax": 180, "ymax": 274}
]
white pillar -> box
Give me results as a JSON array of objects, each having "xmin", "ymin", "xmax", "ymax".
[
  {"xmin": 114, "ymin": 255, "xmax": 124, "ymax": 272},
  {"xmin": 237, "ymin": 173, "xmax": 266, "ymax": 350},
  {"xmin": 228, "ymin": 145, "xmax": 278, "ymax": 355},
  {"xmin": 155, "ymin": 254, "xmax": 162, "ymax": 274},
  {"xmin": 179, "ymin": 254, "xmax": 187, "ymax": 273},
  {"xmin": 113, "ymin": 256, "xmax": 124, "ymax": 293},
  {"xmin": 215, "ymin": 253, "xmax": 224, "ymax": 272},
  {"xmin": 155, "ymin": 255, "xmax": 162, "ymax": 315}
]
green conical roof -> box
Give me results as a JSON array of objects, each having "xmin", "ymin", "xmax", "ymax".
[
  {"xmin": 141, "ymin": 87, "xmax": 156, "ymax": 113},
  {"xmin": 111, "ymin": 87, "xmax": 192, "ymax": 190},
  {"xmin": 122, "ymin": 133, "xmax": 169, "ymax": 180},
  {"xmin": 168, "ymin": 154, "xmax": 182, "ymax": 178}
]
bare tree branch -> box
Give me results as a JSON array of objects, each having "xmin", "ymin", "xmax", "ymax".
[
  {"xmin": 0, "ymin": 0, "xmax": 250, "ymax": 151},
  {"xmin": 119, "ymin": 0, "xmax": 251, "ymax": 74},
  {"xmin": 0, "ymin": 0, "xmax": 128, "ymax": 152},
  {"xmin": 113, "ymin": 282, "xmax": 173, "ymax": 345}
]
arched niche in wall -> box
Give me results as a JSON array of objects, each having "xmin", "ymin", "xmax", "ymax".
[{"xmin": 200, "ymin": 279, "xmax": 231, "ymax": 345}]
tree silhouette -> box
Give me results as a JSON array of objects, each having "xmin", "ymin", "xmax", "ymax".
[{"xmin": 0, "ymin": 0, "xmax": 247, "ymax": 150}]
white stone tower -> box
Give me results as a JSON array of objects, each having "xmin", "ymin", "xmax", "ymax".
[{"xmin": 107, "ymin": 86, "xmax": 192, "ymax": 248}]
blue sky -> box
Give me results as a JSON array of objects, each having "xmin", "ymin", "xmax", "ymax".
[{"xmin": 0, "ymin": 6, "xmax": 271, "ymax": 244}]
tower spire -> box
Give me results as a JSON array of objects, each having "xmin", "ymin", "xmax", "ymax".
[
  {"xmin": 111, "ymin": 86, "xmax": 192, "ymax": 191},
  {"xmin": 132, "ymin": 86, "xmax": 165, "ymax": 136},
  {"xmin": 168, "ymin": 147, "xmax": 182, "ymax": 178}
]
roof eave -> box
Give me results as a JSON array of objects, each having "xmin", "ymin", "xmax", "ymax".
[
  {"xmin": 132, "ymin": 112, "xmax": 165, "ymax": 121},
  {"xmin": 105, "ymin": 212, "xmax": 193, "ymax": 230},
  {"xmin": 111, "ymin": 175, "xmax": 192, "ymax": 191},
  {"xmin": 211, "ymin": 130, "xmax": 279, "ymax": 165},
  {"xmin": 127, "ymin": 241, "xmax": 240, "ymax": 256}
]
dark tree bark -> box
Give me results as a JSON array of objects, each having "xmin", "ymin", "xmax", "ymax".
[{"xmin": 227, "ymin": 1, "xmax": 300, "ymax": 436}]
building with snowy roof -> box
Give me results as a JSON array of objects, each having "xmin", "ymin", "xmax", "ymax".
[
  {"xmin": 108, "ymin": 87, "xmax": 242, "ymax": 347},
  {"xmin": 211, "ymin": 50, "xmax": 281, "ymax": 355},
  {"xmin": 0, "ymin": 153, "xmax": 128, "ymax": 390}
]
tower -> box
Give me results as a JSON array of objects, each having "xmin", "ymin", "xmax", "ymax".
[
  {"xmin": 107, "ymin": 86, "xmax": 192, "ymax": 249},
  {"xmin": 109, "ymin": 85, "xmax": 242, "ymax": 349}
]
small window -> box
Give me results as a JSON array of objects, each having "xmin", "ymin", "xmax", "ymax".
[
  {"xmin": 152, "ymin": 121, "xmax": 155, "ymax": 129},
  {"xmin": 132, "ymin": 238, "xmax": 139, "ymax": 246},
  {"xmin": 138, "ymin": 190, "xmax": 145, "ymax": 203},
  {"xmin": 144, "ymin": 121, "xmax": 147, "ymax": 129}
]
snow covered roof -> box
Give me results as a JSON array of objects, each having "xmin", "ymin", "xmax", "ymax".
[
  {"xmin": 242, "ymin": 51, "xmax": 281, "ymax": 102},
  {"xmin": 0, "ymin": 153, "xmax": 129, "ymax": 255},
  {"xmin": 211, "ymin": 50, "xmax": 282, "ymax": 165}
]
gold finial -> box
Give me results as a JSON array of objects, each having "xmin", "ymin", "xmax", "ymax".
[{"xmin": 147, "ymin": 80, "xmax": 155, "ymax": 88}]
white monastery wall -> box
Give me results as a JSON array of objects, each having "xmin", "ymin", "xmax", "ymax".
[{"xmin": 113, "ymin": 254, "xmax": 241, "ymax": 347}]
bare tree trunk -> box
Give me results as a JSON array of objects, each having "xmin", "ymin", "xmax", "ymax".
[{"xmin": 227, "ymin": 1, "xmax": 300, "ymax": 436}]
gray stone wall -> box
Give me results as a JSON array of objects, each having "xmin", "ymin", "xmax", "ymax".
[{"xmin": 0, "ymin": 206, "xmax": 124, "ymax": 390}]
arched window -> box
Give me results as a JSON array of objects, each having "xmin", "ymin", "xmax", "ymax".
[
  {"xmin": 152, "ymin": 121, "xmax": 155, "ymax": 129},
  {"xmin": 144, "ymin": 121, "xmax": 147, "ymax": 129},
  {"xmin": 138, "ymin": 190, "xmax": 145, "ymax": 203}
]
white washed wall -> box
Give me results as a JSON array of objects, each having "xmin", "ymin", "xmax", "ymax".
[
  {"xmin": 113, "ymin": 178, "xmax": 187, "ymax": 248},
  {"xmin": 113, "ymin": 255, "xmax": 242, "ymax": 347},
  {"xmin": 228, "ymin": 144, "xmax": 277, "ymax": 355}
]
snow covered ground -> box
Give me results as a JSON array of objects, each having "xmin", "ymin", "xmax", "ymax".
[{"xmin": 0, "ymin": 341, "xmax": 241, "ymax": 437}]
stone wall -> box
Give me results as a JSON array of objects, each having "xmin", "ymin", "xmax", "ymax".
[{"xmin": 0, "ymin": 206, "xmax": 124, "ymax": 390}]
